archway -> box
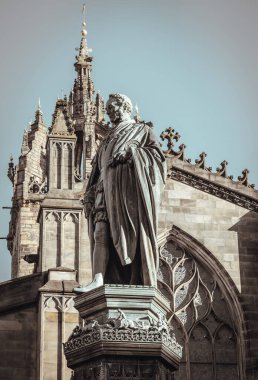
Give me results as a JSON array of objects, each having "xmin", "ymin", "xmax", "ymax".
[{"xmin": 157, "ymin": 225, "xmax": 246, "ymax": 380}]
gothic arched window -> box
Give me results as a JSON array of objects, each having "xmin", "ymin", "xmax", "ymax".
[{"xmin": 157, "ymin": 227, "xmax": 244, "ymax": 380}]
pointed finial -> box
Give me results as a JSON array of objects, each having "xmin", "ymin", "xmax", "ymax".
[
  {"xmin": 35, "ymin": 98, "xmax": 43, "ymax": 124},
  {"xmin": 81, "ymin": 4, "xmax": 87, "ymax": 37},
  {"xmin": 75, "ymin": 6, "xmax": 92, "ymax": 60},
  {"xmin": 7, "ymin": 154, "xmax": 15, "ymax": 184},
  {"xmin": 134, "ymin": 104, "xmax": 140, "ymax": 122}
]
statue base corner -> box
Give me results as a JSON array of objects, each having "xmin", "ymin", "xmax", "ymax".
[{"xmin": 64, "ymin": 285, "xmax": 182, "ymax": 379}]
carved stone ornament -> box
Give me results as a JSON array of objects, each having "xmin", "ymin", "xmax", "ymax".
[
  {"xmin": 160, "ymin": 127, "xmax": 256, "ymax": 190},
  {"xmin": 64, "ymin": 308, "xmax": 183, "ymax": 359},
  {"xmin": 49, "ymin": 98, "xmax": 75, "ymax": 136},
  {"xmin": 28, "ymin": 175, "xmax": 47, "ymax": 194},
  {"xmin": 7, "ymin": 155, "xmax": 15, "ymax": 185}
]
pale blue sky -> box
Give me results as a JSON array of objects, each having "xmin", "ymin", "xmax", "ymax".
[{"xmin": 0, "ymin": 0, "xmax": 257, "ymax": 281}]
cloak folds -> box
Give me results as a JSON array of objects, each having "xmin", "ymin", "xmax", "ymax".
[{"xmin": 85, "ymin": 120, "xmax": 167, "ymax": 286}]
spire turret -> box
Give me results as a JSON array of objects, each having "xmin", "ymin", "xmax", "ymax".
[
  {"xmin": 71, "ymin": 6, "xmax": 107, "ymax": 180},
  {"xmin": 34, "ymin": 98, "xmax": 44, "ymax": 125},
  {"xmin": 73, "ymin": 4, "xmax": 94, "ymax": 114},
  {"xmin": 49, "ymin": 97, "xmax": 74, "ymax": 136}
]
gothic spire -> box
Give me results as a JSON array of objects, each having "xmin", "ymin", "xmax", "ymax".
[
  {"xmin": 34, "ymin": 98, "xmax": 44, "ymax": 124},
  {"xmin": 73, "ymin": 5, "xmax": 94, "ymax": 117},
  {"xmin": 77, "ymin": 4, "xmax": 92, "ymax": 60}
]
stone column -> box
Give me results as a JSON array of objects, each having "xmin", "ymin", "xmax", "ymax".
[{"xmin": 64, "ymin": 285, "xmax": 182, "ymax": 379}]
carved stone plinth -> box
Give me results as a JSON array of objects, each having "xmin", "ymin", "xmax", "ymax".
[{"xmin": 64, "ymin": 285, "xmax": 182, "ymax": 379}]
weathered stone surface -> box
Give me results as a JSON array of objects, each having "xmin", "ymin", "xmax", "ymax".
[
  {"xmin": 65, "ymin": 286, "xmax": 181, "ymax": 379},
  {"xmin": 159, "ymin": 178, "xmax": 249, "ymax": 291},
  {"xmin": 0, "ymin": 275, "xmax": 46, "ymax": 380},
  {"xmin": 0, "ymin": 272, "xmax": 46, "ymax": 312},
  {"xmin": 3, "ymin": 13, "xmax": 258, "ymax": 380}
]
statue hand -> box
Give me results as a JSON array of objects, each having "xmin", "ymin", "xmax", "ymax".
[{"xmin": 111, "ymin": 149, "xmax": 132, "ymax": 166}]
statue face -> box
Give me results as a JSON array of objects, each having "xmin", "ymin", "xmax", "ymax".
[{"xmin": 106, "ymin": 97, "xmax": 130, "ymax": 124}]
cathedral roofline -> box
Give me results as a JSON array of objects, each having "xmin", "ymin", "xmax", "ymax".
[
  {"xmin": 167, "ymin": 157, "xmax": 258, "ymax": 212},
  {"xmin": 160, "ymin": 127, "xmax": 258, "ymax": 211}
]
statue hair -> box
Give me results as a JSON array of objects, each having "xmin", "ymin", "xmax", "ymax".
[{"xmin": 108, "ymin": 93, "xmax": 133, "ymax": 113}]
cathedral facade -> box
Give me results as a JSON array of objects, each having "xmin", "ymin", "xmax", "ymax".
[{"xmin": 1, "ymin": 17, "xmax": 258, "ymax": 380}]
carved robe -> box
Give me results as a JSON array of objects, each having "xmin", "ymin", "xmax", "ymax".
[{"xmin": 85, "ymin": 119, "xmax": 166, "ymax": 286}]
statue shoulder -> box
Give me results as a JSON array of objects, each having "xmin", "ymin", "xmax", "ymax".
[
  {"xmin": 135, "ymin": 120, "xmax": 154, "ymax": 132},
  {"xmin": 134, "ymin": 120, "xmax": 153, "ymax": 127},
  {"xmin": 144, "ymin": 121, "xmax": 154, "ymax": 129}
]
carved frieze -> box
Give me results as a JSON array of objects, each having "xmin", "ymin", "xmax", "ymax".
[
  {"xmin": 44, "ymin": 211, "xmax": 80, "ymax": 223},
  {"xmin": 72, "ymin": 361, "xmax": 174, "ymax": 380},
  {"xmin": 64, "ymin": 309, "xmax": 183, "ymax": 359}
]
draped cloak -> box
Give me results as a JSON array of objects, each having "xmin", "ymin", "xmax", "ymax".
[{"xmin": 85, "ymin": 119, "xmax": 167, "ymax": 286}]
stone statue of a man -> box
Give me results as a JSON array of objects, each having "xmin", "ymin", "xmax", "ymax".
[{"xmin": 75, "ymin": 94, "xmax": 166, "ymax": 291}]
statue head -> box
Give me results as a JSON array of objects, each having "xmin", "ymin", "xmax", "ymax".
[{"xmin": 106, "ymin": 94, "xmax": 133, "ymax": 125}]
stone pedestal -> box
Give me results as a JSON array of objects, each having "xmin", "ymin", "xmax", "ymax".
[{"xmin": 64, "ymin": 285, "xmax": 182, "ymax": 379}]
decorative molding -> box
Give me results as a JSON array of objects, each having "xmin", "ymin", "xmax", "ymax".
[
  {"xmin": 169, "ymin": 166, "xmax": 258, "ymax": 212},
  {"xmin": 74, "ymin": 361, "xmax": 173, "ymax": 379},
  {"xmin": 52, "ymin": 141, "xmax": 74, "ymax": 148},
  {"xmin": 45, "ymin": 211, "xmax": 61, "ymax": 221},
  {"xmin": 161, "ymin": 128, "xmax": 255, "ymax": 189},
  {"xmin": 28, "ymin": 175, "xmax": 48, "ymax": 194},
  {"xmin": 216, "ymin": 160, "xmax": 233, "ymax": 179},
  {"xmin": 194, "ymin": 152, "xmax": 212, "ymax": 171},
  {"xmin": 63, "ymin": 212, "xmax": 79, "ymax": 223},
  {"xmin": 64, "ymin": 309, "xmax": 183, "ymax": 359},
  {"xmin": 43, "ymin": 295, "xmax": 76, "ymax": 312},
  {"xmin": 238, "ymin": 169, "xmax": 254, "ymax": 187}
]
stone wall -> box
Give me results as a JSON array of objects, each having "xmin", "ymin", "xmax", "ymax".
[
  {"xmin": 12, "ymin": 202, "xmax": 41, "ymax": 278},
  {"xmin": 0, "ymin": 273, "xmax": 46, "ymax": 380},
  {"xmin": 9, "ymin": 118, "xmax": 47, "ymax": 278},
  {"xmin": 39, "ymin": 293, "xmax": 79, "ymax": 380},
  {"xmin": 232, "ymin": 211, "xmax": 258, "ymax": 379},
  {"xmin": 159, "ymin": 176, "xmax": 258, "ymax": 379},
  {"xmin": 159, "ymin": 178, "xmax": 249, "ymax": 291},
  {"xmin": 0, "ymin": 305, "xmax": 38, "ymax": 380}
]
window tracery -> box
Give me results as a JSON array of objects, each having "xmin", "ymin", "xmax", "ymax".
[{"xmin": 158, "ymin": 235, "xmax": 240, "ymax": 380}]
